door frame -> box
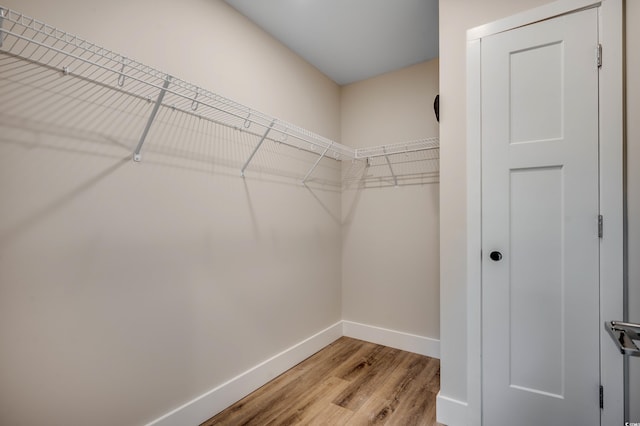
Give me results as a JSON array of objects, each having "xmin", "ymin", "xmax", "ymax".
[{"xmin": 466, "ymin": 0, "xmax": 624, "ymax": 425}]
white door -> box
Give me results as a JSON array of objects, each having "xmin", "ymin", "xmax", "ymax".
[{"xmin": 481, "ymin": 7, "xmax": 601, "ymax": 425}]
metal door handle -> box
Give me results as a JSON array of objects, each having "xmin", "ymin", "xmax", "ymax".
[{"xmin": 605, "ymin": 321, "xmax": 640, "ymax": 356}]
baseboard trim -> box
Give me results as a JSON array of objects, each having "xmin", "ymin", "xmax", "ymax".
[
  {"xmin": 436, "ymin": 391, "xmax": 468, "ymax": 426},
  {"xmin": 342, "ymin": 320, "xmax": 440, "ymax": 358},
  {"xmin": 146, "ymin": 320, "xmax": 440, "ymax": 425},
  {"xmin": 145, "ymin": 321, "xmax": 343, "ymax": 426}
]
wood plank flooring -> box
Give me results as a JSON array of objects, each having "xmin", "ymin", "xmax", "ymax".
[{"xmin": 201, "ymin": 337, "xmax": 443, "ymax": 426}]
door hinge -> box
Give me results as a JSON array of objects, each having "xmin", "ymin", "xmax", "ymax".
[
  {"xmin": 598, "ymin": 215, "xmax": 603, "ymax": 238},
  {"xmin": 599, "ymin": 385, "xmax": 604, "ymax": 409},
  {"xmin": 597, "ymin": 43, "xmax": 603, "ymax": 68}
]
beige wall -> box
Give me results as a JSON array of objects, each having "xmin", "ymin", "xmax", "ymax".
[
  {"xmin": 626, "ymin": 1, "xmax": 640, "ymax": 421},
  {"xmin": 440, "ymin": 0, "xmax": 640, "ymax": 421},
  {"xmin": 340, "ymin": 60, "xmax": 440, "ymax": 338},
  {"xmin": 0, "ymin": 1, "xmax": 342, "ymax": 425}
]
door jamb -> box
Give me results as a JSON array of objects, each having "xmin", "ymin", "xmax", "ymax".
[{"xmin": 465, "ymin": 0, "xmax": 624, "ymax": 424}]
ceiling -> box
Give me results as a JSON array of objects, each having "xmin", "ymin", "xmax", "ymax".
[{"xmin": 223, "ymin": 0, "xmax": 439, "ymax": 86}]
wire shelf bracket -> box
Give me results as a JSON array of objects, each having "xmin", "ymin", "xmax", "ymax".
[
  {"xmin": 382, "ymin": 147, "xmax": 398, "ymax": 187},
  {"xmin": 133, "ymin": 75, "xmax": 172, "ymax": 162},
  {"xmin": 302, "ymin": 143, "xmax": 333, "ymax": 185},
  {"xmin": 0, "ymin": 8, "xmax": 5, "ymax": 48},
  {"xmin": 241, "ymin": 121, "xmax": 275, "ymax": 177}
]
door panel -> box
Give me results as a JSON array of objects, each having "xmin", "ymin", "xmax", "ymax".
[
  {"xmin": 510, "ymin": 41, "xmax": 564, "ymax": 143},
  {"xmin": 481, "ymin": 8, "xmax": 600, "ymax": 425},
  {"xmin": 509, "ymin": 166, "xmax": 564, "ymax": 398}
]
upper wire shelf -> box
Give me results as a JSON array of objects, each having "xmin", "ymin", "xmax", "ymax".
[
  {"xmin": 0, "ymin": 6, "xmax": 438, "ymax": 179},
  {"xmin": 355, "ymin": 137, "xmax": 439, "ymax": 159}
]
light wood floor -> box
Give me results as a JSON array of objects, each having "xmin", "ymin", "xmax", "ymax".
[{"xmin": 201, "ymin": 337, "xmax": 443, "ymax": 426}]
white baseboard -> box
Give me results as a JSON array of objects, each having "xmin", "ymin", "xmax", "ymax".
[
  {"xmin": 146, "ymin": 320, "xmax": 440, "ymax": 426},
  {"xmin": 342, "ymin": 320, "xmax": 440, "ymax": 358},
  {"xmin": 145, "ymin": 321, "xmax": 343, "ymax": 426},
  {"xmin": 436, "ymin": 391, "xmax": 468, "ymax": 426}
]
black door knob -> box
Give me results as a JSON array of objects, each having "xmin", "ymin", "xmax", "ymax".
[{"xmin": 490, "ymin": 251, "xmax": 503, "ymax": 261}]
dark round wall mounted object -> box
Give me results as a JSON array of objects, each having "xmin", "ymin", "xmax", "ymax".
[{"xmin": 434, "ymin": 94, "xmax": 439, "ymax": 122}]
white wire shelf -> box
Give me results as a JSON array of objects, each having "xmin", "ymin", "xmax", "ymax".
[
  {"xmin": 0, "ymin": 6, "xmax": 438, "ymax": 179},
  {"xmin": 355, "ymin": 137, "xmax": 439, "ymax": 159}
]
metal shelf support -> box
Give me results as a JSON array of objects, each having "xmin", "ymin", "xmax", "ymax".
[
  {"xmin": 301, "ymin": 143, "xmax": 332, "ymax": 184},
  {"xmin": 133, "ymin": 75, "xmax": 172, "ymax": 162},
  {"xmin": 0, "ymin": 8, "xmax": 5, "ymax": 48},
  {"xmin": 383, "ymin": 147, "xmax": 398, "ymax": 187},
  {"xmin": 241, "ymin": 121, "xmax": 275, "ymax": 177}
]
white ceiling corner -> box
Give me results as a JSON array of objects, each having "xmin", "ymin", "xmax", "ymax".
[{"xmin": 223, "ymin": 0, "xmax": 439, "ymax": 85}]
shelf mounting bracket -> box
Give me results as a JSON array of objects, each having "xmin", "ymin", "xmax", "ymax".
[
  {"xmin": 241, "ymin": 121, "xmax": 275, "ymax": 177},
  {"xmin": 133, "ymin": 75, "xmax": 172, "ymax": 162},
  {"xmin": 383, "ymin": 147, "xmax": 398, "ymax": 187},
  {"xmin": 0, "ymin": 8, "xmax": 5, "ymax": 48},
  {"xmin": 301, "ymin": 143, "xmax": 332, "ymax": 185}
]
